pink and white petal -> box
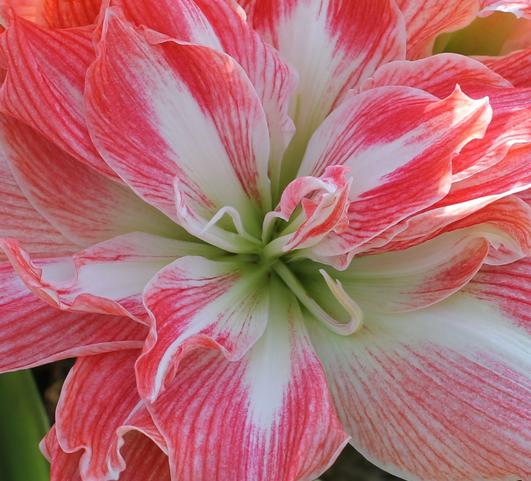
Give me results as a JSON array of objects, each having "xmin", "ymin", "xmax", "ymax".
[
  {"xmin": 307, "ymin": 292, "xmax": 531, "ymax": 481},
  {"xmin": 0, "ymin": 116, "xmax": 176, "ymax": 246},
  {"xmin": 310, "ymin": 230, "xmax": 490, "ymax": 313},
  {"xmin": 0, "ymin": 16, "xmax": 114, "ymax": 177},
  {"xmin": 363, "ymin": 54, "xmax": 531, "ymax": 181},
  {"xmin": 41, "ymin": 427, "xmax": 82, "ymax": 481},
  {"xmin": 396, "ymin": 0, "xmax": 479, "ymax": 59},
  {"xmin": 55, "ymin": 350, "xmax": 141, "ymax": 481},
  {"xmin": 86, "ymin": 11, "xmax": 271, "ymax": 236},
  {"xmin": 298, "ymin": 85, "xmax": 491, "ymax": 254},
  {"xmin": 440, "ymin": 196, "xmax": 531, "ymax": 264},
  {"xmin": 452, "ymin": 87, "xmax": 531, "ymax": 180},
  {"xmin": 0, "ymin": 125, "xmax": 77, "ymax": 257},
  {"xmin": 111, "ymin": 0, "xmax": 220, "ymax": 46},
  {"xmin": 479, "ymin": 0, "xmax": 531, "ymax": 17},
  {"xmin": 366, "ymin": 144, "xmax": 531, "ymax": 255},
  {"xmin": 266, "ymin": 165, "xmax": 351, "ymax": 252},
  {"xmin": 136, "ymin": 255, "xmax": 270, "ymax": 401},
  {"xmin": 113, "ymin": 0, "xmax": 297, "ymax": 194},
  {"xmin": 1, "ymin": 0, "xmax": 102, "ymax": 27},
  {"xmin": 363, "ymin": 53, "xmax": 511, "ymax": 99},
  {"xmin": 43, "ymin": 426, "xmax": 170, "ymax": 481},
  {"xmin": 0, "ymin": 261, "xmax": 146, "ymax": 373},
  {"xmin": 192, "ymin": 0, "xmax": 298, "ymax": 196},
  {"xmin": 463, "ymin": 257, "xmax": 530, "ymax": 333},
  {"xmin": 147, "ymin": 281, "xmax": 349, "ymax": 481},
  {"xmin": 242, "ymin": 0, "xmax": 405, "ymax": 181},
  {"xmin": 483, "ymin": 47, "xmax": 531, "ymax": 88},
  {"xmin": 0, "ymin": 232, "xmax": 211, "ymax": 320}
]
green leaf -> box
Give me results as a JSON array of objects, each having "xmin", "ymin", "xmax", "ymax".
[{"xmin": 0, "ymin": 370, "xmax": 50, "ymax": 481}]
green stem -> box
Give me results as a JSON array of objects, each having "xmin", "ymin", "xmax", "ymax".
[{"xmin": 0, "ymin": 370, "xmax": 50, "ymax": 481}]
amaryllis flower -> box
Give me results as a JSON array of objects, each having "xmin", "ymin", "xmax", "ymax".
[{"xmin": 0, "ymin": 0, "xmax": 530, "ymax": 480}]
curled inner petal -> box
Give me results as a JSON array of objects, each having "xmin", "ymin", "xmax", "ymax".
[{"xmin": 263, "ymin": 165, "xmax": 352, "ymax": 253}]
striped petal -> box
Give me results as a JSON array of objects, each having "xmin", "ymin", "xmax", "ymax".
[
  {"xmin": 363, "ymin": 54, "xmax": 531, "ymax": 181},
  {"xmin": 55, "ymin": 350, "xmax": 168, "ymax": 481},
  {"xmin": 136, "ymin": 256, "xmax": 270, "ymax": 401},
  {"xmin": 190, "ymin": 0, "xmax": 298, "ymax": 198},
  {"xmin": 0, "ymin": 119, "xmax": 77, "ymax": 258},
  {"xmin": 0, "ymin": 232, "xmax": 211, "ymax": 321},
  {"xmin": 307, "ymin": 288, "xmax": 531, "ymax": 481},
  {"xmin": 296, "ymin": 85, "xmax": 491, "ymax": 260},
  {"xmin": 483, "ymin": 47, "xmax": 531, "ymax": 87},
  {"xmin": 43, "ymin": 427, "xmax": 170, "ymax": 481},
  {"xmin": 368, "ymin": 146, "xmax": 531, "ymax": 256},
  {"xmin": 296, "ymin": 229, "xmax": 490, "ymax": 314},
  {"xmin": 0, "ymin": 16, "xmax": 114, "ymax": 178},
  {"xmin": 1, "ymin": 0, "xmax": 102, "ymax": 27},
  {"xmin": 0, "ymin": 116, "xmax": 176, "ymax": 246},
  {"xmin": 479, "ymin": 0, "xmax": 531, "ymax": 17},
  {"xmin": 463, "ymin": 257, "xmax": 530, "ymax": 333},
  {"xmin": 113, "ymin": 0, "xmax": 297, "ymax": 196},
  {"xmin": 147, "ymin": 279, "xmax": 348, "ymax": 481},
  {"xmin": 85, "ymin": 10, "xmax": 271, "ymax": 241},
  {"xmin": 241, "ymin": 0, "xmax": 405, "ymax": 182},
  {"xmin": 0, "ymin": 261, "xmax": 146, "ymax": 373},
  {"xmin": 396, "ymin": 0, "xmax": 479, "ymax": 59}
]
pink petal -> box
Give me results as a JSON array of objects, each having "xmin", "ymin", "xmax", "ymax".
[
  {"xmin": 483, "ymin": 47, "xmax": 531, "ymax": 87},
  {"xmin": 43, "ymin": 426, "xmax": 170, "ymax": 481},
  {"xmin": 147, "ymin": 282, "xmax": 348, "ymax": 481},
  {"xmin": 440, "ymin": 196, "xmax": 531, "ymax": 264},
  {"xmin": 479, "ymin": 0, "xmax": 531, "ymax": 17},
  {"xmin": 112, "ymin": 0, "xmax": 297, "ymax": 194},
  {"xmin": 307, "ymin": 290, "xmax": 531, "ymax": 481},
  {"xmin": 298, "ymin": 85, "xmax": 491, "ymax": 258},
  {"xmin": 0, "ymin": 122, "xmax": 77, "ymax": 257},
  {"xmin": 396, "ymin": 0, "xmax": 479, "ymax": 59},
  {"xmin": 55, "ymin": 350, "xmax": 154, "ymax": 481},
  {"xmin": 0, "ymin": 116, "xmax": 175, "ymax": 246},
  {"xmin": 242, "ymin": 0, "xmax": 405, "ymax": 181},
  {"xmin": 192, "ymin": 0, "xmax": 298, "ymax": 197},
  {"xmin": 2, "ymin": 0, "xmax": 102, "ymax": 27},
  {"xmin": 463, "ymin": 257, "xmax": 530, "ymax": 333},
  {"xmin": 363, "ymin": 53, "xmax": 512, "ymax": 98},
  {"xmin": 296, "ymin": 229, "xmax": 490, "ymax": 314},
  {"xmin": 371, "ymin": 146, "xmax": 531, "ymax": 256},
  {"xmin": 136, "ymin": 255, "xmax": 270, "ymax": 401},
  {"xmin": 85, "ymin": 10, "xmax": 271, "ymax": 235},
  {"xmin": 111, "ymin": 0, "xmax": 220, "ymax": 46},
  {"xmin": 0, "ymin": 232, "xmax": 209, "ymax": 321},
  {"xmin": 266, "ymin": 165, "xmax": 352, "ymax": 252},
  {"xmin": 0, "ymin": 261, "xmax": 146, "ymax": 372},
  {"xmin": 363, "ymin": 53, "xmax": 531, "ymax": 181},
  {"xmin": 0, "ymin": 16, "xmax": 115, "ymax": 178}
]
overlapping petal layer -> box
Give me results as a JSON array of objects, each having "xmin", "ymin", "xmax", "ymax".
[
  {"xmin": 240, "ymin": 0, "xmax": 406, "ymax": 182},
  {"xmin": 0, "ymin": 16, "xmax": 114, "ymax": 177},
  {"xmin": 0, "ymin": 116, "xmax": 176, "ymax": 245},
  {"xmin": 291, "ymin": 85, "xmax": 491, "ymax": 264},
  {"xmin": 137, "ymin": 256, "xmax": 270, "ymax": 400},
  {"xmin": 86, "ymin": 10, "xmax": 271, "ymax": 244},
  {"xmin": 147, "ymin": 279, "xmax": 348, "ymax": 481},
  {"xmin": 0, "ymin": 120, "xmax": 76, "ymax": 257},
  {"xmin": 43, "ymin": 427, "xmax": 170, "ymax": 481},
  {"xmin": 308, "ymin": 288, "xmax": 531, "ymax": 481},
  {"xmin": 0, "ymin": 262, "xmax": 146, "ymax": 372},
  {"xmin": 55, "ymin": 350, "xmax": 158, "ymax": 481},
  {"xmin": 0, "ymin": 233, "xmax": 212, "ymax": 320},
  {"xmin": 1, "ymin": 0, "xmax": 102, "ymax": 27}
]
